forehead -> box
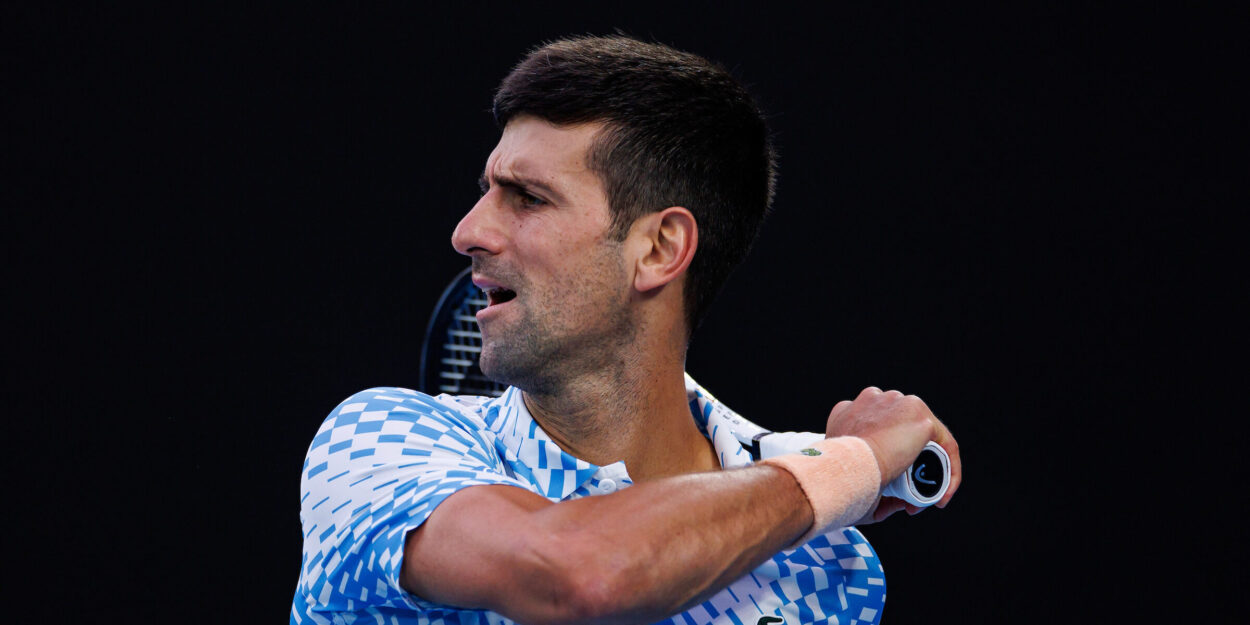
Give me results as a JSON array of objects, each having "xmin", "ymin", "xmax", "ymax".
[{"xmin": 486, "ymin": 115, "xmax": 607, "ymax": 202}]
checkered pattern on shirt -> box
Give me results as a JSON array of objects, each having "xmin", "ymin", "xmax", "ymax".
[{"xmin": 293, "ymin": 382, "xmax": 886, "ymax": 625}]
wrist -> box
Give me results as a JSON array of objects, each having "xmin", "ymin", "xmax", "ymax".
[{"xmin": 759, "ymin": 436, "xmax": 881, "ymax": 546}]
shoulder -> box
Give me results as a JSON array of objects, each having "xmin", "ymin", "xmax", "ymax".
[
  {"xmin": 294, "ymin": 387, "xmax": 526, "ymax": 615},
  {"xmin": 301, "ymin": 387, "xmax": 515, "ymax": 480},
  {"xmin": 311, "ymin": 387, "xmax": 497, "ymax": 443},
  {"xmin": 329, "ymin": 386, "xmax": 490, "ymax": 418}
]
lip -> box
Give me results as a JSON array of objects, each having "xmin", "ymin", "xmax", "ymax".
[
  {"xmin": 472, "ymin": 274, "xmax": 514, "ymax": 322},
  {"xmin": 471, "ymin": 275, "xmax": 505, "ymax": 291},
  {"xmin": 475, "ymin": 298, "xmax": 508, "ymax": 322}
]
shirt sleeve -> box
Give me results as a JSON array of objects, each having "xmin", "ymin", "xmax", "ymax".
[{"xmin": 295, "ymin": 387, "xmax": 533, "ymax": 614}]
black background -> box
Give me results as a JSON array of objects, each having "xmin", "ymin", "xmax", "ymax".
[{"xmin": 9, "ymin": 3, "xmax": 1245, "ymax": 623}]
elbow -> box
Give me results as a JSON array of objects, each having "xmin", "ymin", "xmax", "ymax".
[
  {"xmin": 514, "ymin": 533, "xmax": 635, "ymax": 625},
  {"xmin": 543, "ymin": 570, "xmax": 626, "ymax": 625},
  {"xmin": 558, "ymin": 568, "xmax": 628, "ymax": 625}
]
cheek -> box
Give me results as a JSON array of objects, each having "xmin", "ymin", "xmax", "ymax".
[
  {"xmin": 519, "ymin": 225, "xmax": 606, "ymax": 273},
  {"xmin": 513, "ymin": 215, "xmax": 622, "ymax": 293}
]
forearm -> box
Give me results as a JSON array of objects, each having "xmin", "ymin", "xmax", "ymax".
[
  {"xmin": 522, "ymin": 464, "xmax": 813, "ymax": 623},
  {"xmin": 405, "ymin": 463, "xmax": 814, "ymax": 625}
]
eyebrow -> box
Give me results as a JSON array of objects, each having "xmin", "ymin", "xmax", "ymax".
[{"xmin": 479, "ymin": 171, "xmax": 565, "ymax": 204}]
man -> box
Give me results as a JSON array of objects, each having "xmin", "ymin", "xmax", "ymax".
[{"xmin": 293, "ymin": 35, "xmax": 960, "ymax": 625}]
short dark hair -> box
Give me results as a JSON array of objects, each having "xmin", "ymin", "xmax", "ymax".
[{"xmin": 493, "ymin": 35, "xmax": 777, "ymax": 334}]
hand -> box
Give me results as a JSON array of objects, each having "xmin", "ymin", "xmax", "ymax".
[{"xmin": 825, "ymin": 387, "xmax": 961, "ymax": 514}]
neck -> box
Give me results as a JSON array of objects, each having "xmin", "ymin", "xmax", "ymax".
[{"xmin": 521, "ymin": 343, "xmax": 719, "ymax": 482}]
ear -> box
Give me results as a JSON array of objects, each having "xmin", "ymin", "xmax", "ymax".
[{"xmin": 628, "ymin": 207, "xmax": 698, "ymax": 293}]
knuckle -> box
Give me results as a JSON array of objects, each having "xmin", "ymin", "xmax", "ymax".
[
  {"xmin": 907, "ymin": 405, "xmax": 929, "ymax": 425},
  {"xmin": 903, "ymin": 396, "xmax": 929, "ymax": 415}
]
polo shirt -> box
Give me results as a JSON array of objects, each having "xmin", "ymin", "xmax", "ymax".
[{"xmin": 292, "ymin": 380, "xmax": 887, "ymax": 625}]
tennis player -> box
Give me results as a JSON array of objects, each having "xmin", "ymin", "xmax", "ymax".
[{"xmin": 293, "ymin": 35, "xmax": 961, "ymax": 625}]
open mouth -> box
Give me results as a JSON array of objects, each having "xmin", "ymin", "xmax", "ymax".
[{"xmin": 483, "ymin": 287, "xmax": 517, "ymax": 307}]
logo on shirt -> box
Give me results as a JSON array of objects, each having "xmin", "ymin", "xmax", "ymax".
[
  {"xmin": 757, "ymin": 617, "xmax": 785, "ymax": 625},
  {"xmin": 798, "ymin": 448, "xmax": 821, "ymax": 456}
]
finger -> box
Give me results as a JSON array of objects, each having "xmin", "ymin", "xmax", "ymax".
[
  {"xmin": 856, "ymin": 386, "xmax": 883, "ymax": 401},
  {"xmin": 828, "ymin": 399, "xmax": 853, "ymax": 421},
  {"xmin": 872, "ymin": 497, "xmax": 907, "ymax": 522},
  {"xmin": 904, "ymin": 503, "xmax": 923, "ymax": 516},
  {"xmin": 909, "ymin": 395, "xmax": 960, "ymax": 506},
  {"xmin": 930, "ymin": 421, "xmax": 961, "ymax": 508}
]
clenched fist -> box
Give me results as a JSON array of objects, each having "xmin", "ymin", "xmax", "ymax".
[{"xmin": 825, "ymin": 387, "xmax": 962, "ymax": 519}]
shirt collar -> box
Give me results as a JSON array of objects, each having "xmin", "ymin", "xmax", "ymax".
[
  {"xmin": 481, "ymin": 387, "xmax": 599, "ymax": 500},
  {"xmin": 481, "ymin": 378, "xmax": 756, "ymax": 499}
]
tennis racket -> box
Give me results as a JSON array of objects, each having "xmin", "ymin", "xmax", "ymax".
[
  {"xmin": 418, "ymin": 266, "xmax": 507, "ymax": 398},
  {"xmin": 691, "ymin": 377, "xmax": 950, "ymax": 508},
  {"xmin": 419, "ymin": 269, "xmax": 948, "ymax": 506}
]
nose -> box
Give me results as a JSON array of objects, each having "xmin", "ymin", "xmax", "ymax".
[{"xmin": 451, "ymin": 193, "xmax": 503, "ymax": 257}]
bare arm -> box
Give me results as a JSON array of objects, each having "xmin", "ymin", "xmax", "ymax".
[
  {"xmin": 401, "ymin": 464, "xmax": 812, "ymax": 625},
  {"xmin": 401, "ymin": 386, "xmax": 961, "ymax": 624}
]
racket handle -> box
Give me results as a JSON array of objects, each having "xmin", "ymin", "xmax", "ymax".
[{"xmin": 881, "ymin": 441, "xmax": 950, "ymax": 507}]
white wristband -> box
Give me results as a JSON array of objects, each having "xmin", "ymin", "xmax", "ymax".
[{"xmin": 760, "ymin": 436, "xmax": 881, "ymax": 546}]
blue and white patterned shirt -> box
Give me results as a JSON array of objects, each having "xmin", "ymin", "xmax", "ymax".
[{"xmin": 292, "ymin": 381, "xmax": 887, "ymax": 625}]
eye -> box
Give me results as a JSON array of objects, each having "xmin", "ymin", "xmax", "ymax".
[{"xmin": 517, "ymin": 189, "xmax": 546, "ymax": 208}]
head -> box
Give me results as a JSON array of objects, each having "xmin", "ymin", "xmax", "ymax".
[
  {"xmin": 452, "ymin": 36, "xmax": 775, "ymax": 393},
  {"xmin": 453, "ymin": 117, "xmax": 640, "ymax": 393},
  {"xmin": 493, "ymin": 35, "xmax": 777, "ymax": 334}
]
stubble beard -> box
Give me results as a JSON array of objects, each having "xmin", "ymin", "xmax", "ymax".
[{"xmin": 477, "ymin": 247, "xmax": 637, "ymax": 396}]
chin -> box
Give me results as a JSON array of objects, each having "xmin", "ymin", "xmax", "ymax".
[
  {"xmin": 479, "ymin": 349, "xmax": 556, "ymax": 395},
  {"xmin": 478, "ymin": 349, "xmax": 521, "ymax": 388}
]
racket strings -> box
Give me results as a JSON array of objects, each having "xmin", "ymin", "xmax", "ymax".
[{"xmin": 437, "ymin": 283, "xmax": 506, "ymax": 397}]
